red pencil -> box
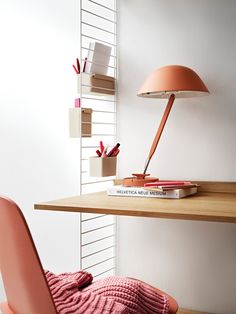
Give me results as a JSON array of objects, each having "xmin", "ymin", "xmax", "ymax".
[
  {"xmin": 72, "ymin": 64, "xmax": 79, "ymax": 74},
  {"xmin": 112, "ymin": 149, "xmax": 120, "ymax": 157},
  {"xmin": 76, "ymin": 58, "xmax": 80, "ymax": 74},
  {"xmin": 96, "ymin": 149, "xmax": 102, "ymax": 157},
  {"xmin": 83, "ymin": 57, "xmax": 87, "ymax": 72},
  {"xmin": 100, "ymin": 141, "xmax": 104, "ymax": 154},
  {"xmin": 107, "ymin": 143, "xmax": 120, "ymax": 157}
]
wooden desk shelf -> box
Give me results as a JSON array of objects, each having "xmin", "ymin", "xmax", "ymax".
[{"xmin": 34, "ymin": 181, "xmax": 236, "ymax": 223}]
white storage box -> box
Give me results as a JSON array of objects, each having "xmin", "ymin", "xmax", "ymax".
[
  {"xmin": 69, "ymin": 108, "xmax": 92, "ymax": 138},
  {"xmin": 89, "ymin": 157, "xmax": 117, "ymax": 177},
  {"xmin": 77, "ymin": 73, "xmax": 115, "ymax": 96}
]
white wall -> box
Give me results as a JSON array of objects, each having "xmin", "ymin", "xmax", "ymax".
[
  {"xmin": 118, "ymin": 1, "xmax": 236, "ymax": 313},
  {"xmin": 0, "ymin": 0, "xmax": 81, "ymax": 301}
]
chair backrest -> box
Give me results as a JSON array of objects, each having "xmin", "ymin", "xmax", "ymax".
[{"xmin": 0, "ymin": 196, "xmax": 57, "ymax": 314}]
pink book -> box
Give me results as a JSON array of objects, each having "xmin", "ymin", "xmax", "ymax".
[{"xmin": 144, "ymin": 181, "xmax": 191, "ymax": 187}]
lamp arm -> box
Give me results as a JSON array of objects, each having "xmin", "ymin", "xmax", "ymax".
[{"xmin": 143, "ymin": 93, "xmax": 175, "ymax": 174}]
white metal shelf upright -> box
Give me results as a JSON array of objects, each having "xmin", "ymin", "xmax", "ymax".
[{"xmin": 78, "ymin": 0, "xmax": 118, "ymax": 279}]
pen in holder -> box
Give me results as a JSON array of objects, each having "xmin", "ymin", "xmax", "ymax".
[{"xmin": 89, "ymin": 142, "xmax": 120, "ymax": 177}]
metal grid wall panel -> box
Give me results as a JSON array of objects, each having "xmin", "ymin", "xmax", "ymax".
[{"xmin": 79, "ymin": 0, "xmax": 117, "ymax": 278}]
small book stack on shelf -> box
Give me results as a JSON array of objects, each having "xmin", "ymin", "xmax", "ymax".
[
  {"xmin": 85, "ymin": 42, "xmax": 112, "ymax": 75},
  {"xmin": 107, "ymin": 181, "xmax": 199, "ymax": 199}
]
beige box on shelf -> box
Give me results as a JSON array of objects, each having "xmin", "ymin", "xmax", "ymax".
[
  {"xmin": 77, "ymin": 73, "xmax": 115, "ymax": 96},
  {"xmin": 89, "ymin": 156, "xmax": 117, "ymax": 177},
  {"xmin": 69, "ymin": 108, "xmax": 92, "ymax": 138}
]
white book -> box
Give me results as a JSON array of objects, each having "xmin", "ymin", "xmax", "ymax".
[
  {"xmin": 107, "ymin": 185, "xmax": 198, "ymax": 199},
  {"xmin": 85, "ymin": 42, "xmax": 112, "ymax": 75}
]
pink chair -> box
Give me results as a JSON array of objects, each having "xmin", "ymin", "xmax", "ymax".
[
  {"xmin": 0, "ymin": 196, "xmax": 178, "ymax": 314},
  {"xmin": 0, "ymin": 196, "xmax": 57, "ymax": 314}
]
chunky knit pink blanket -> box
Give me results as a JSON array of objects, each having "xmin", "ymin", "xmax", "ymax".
[{"xmin": 45, "ymin": 270, "xmax": 169, "ymax": 314}]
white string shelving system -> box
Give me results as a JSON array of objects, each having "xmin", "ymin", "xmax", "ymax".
[{"xmin": 78, "ymin": 0, "xmax": 118, "ymax": 279}]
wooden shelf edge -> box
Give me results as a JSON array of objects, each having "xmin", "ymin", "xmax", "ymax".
[{"xmin": 178, "ymin": 308, "xmax": 212, "ymax": 314}]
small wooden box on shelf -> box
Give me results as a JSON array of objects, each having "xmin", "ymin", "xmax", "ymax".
[
  {"xmin": 77, "ymin": 73, "xmax": 115, "ymax": 96},
  {"xmin": 69, "ymin": 108, "xmax": 92, "ymax": 138}
]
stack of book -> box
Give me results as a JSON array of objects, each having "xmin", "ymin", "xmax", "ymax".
[
  {"xmin": 107, "ymin": 181, "xmax": 199, "ymax": 199},
  {"xmin": 85, "ymin": 42, "xmax": 112, "ymax": 76}
]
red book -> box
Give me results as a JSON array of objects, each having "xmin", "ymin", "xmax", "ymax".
[
  {"xmin": 158, "ymin": 184, "xmax": 199, "ymax": 191},
  {"xmin": 144, "ymin": 181, "xmax": 191, "ymax": 187}
]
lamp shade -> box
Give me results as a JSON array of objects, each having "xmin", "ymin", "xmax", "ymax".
[{"xmin": 138, "ymin": 65, "xmax": 209, "ymax": 98}]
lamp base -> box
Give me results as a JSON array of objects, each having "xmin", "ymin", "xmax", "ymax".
[{"xmin": 122, "ymin": 174, "xmax": 158, "ymax": 187}]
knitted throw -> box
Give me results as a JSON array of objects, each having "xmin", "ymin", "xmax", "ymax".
[{"xmin": 45, "ymin": 270, "xmax": 169, "ymax": 314}]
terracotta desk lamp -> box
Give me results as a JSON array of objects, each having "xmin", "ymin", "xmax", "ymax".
[{"xmin": 123, "ymin": 65, "xmax": 209, "ymax": 187}]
